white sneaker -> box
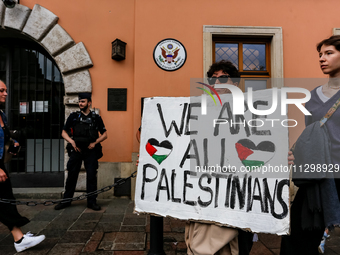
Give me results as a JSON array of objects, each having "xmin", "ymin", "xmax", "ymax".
[
  {"xmin": 318, "ymin": 237, "xmax": 326, "ymax": 254},
  {"xmin": 14, "ymin": 232, "xmax": 45, "ymax": 252}
]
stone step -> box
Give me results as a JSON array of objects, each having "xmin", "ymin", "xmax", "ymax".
[{"xmin": 13, "ymin": 187, "xmax": 64, "ymax": 199}]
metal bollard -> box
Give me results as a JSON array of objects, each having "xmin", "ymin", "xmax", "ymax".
[{"xmin": 148, "ymin": 215, "xmax": 166, "ymax": 255}]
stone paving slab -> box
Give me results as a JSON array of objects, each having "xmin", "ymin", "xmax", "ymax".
[
  {"xmin": 99, "ymin": 214, "xmax": 124, "ymax": 223},
  {"xmin": 94, "ymin": 222, "xmax": 121, "ymax": 232},
  {"xmin": 39, "ymin": 228, "xmax": 67, "ymax": 239},
  {"xmin": 112, "ymin": 252, "xmax": 144, "ymax": 255},
  {"xmin": 104, "ymin": 206, "xmax": 126, "ymax": 214},
  {"xmin": 59, "ymin": 230, "xmax": 93, "ymax": 244},
  {"xmin": 0, "ymin": 198, "xmax": 339, "ymax": 254},
  {"xmin": 328, "ymin": 247, "xmax": 340, "ymax": 254},
  {"xmin": 30, "ymin": 210, "xmax": 62, "ymax": 221},
  {"xmin": 80, "ymin": 251, "xmax": 114, "ymax": 255},
  {"xmin": 0, "ymin": 234, "xmax": 17, "ymax": 245},
  {"xmin": 113, "ymin": 232, "xmax": 146, "ymax": 250},
  {"xmin": 78, "ymin": 213, "xmax": 102, "ymax": 221},
  {"xmin": 21, "ymin": 220, "xmax": 50, "ymax": 234},
  {"xmin": 69, "ymin": 220, "xmax": 99, "ymax": 231},
  {"xmin": 120, "ymin": 225, "xmax": 146, "ymax": 232},
  {"xmin": 48, "ymin": 243, "xmax": 84, "ymax": 255},
  {"xmin": 83, "ymin": 232, "xmax": 104, "ymax": 252},
  {"xmin": 0, "ymin": 245, "xmax": 17, "ymax": 255},
  {"xmin": 122, "ymin": 217, "xmax": 146, "ymax": 226},
  {"xmin": 249, "ymin": 240, "xmax": 273, "ymax": 255}
]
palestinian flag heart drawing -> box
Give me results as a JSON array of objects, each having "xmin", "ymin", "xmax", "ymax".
[
  {"xmin": 235, "ymin": 139, "xmax": 275, "ymax": 169},
  {"xmin": 146, "ymin": 138, "xmax": 173, "ymax": 164}
]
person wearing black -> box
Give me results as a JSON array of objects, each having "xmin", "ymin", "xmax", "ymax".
[
  {"xmin": 0, "ymin": 80, "xmax": 46, "ymax": 252},
  {"xmin": 55, "ymin": 93, "xmax": 107, "ymax": 211},
  {"xmin": 280, "ymin": 35, "xmax": 340, "ymax": 255}
]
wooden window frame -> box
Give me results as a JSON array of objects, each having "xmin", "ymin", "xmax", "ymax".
[
  {"xmin": 213, "ymin": 37, "xmax": 271, "ymax": 77},
  {"xmin": 203, "ymin": 26, "xmax": 283, "ymax": 89},
  {"xmin": 213, "ymin": 37, "xmax": 271, "ymax": 91}
]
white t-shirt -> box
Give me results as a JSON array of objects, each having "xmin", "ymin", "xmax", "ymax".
[{"xmin": 316, "ymin": 85, "xmax": 330, "ymax": 103}]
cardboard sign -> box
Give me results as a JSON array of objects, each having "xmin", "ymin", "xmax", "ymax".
[{"xmin": 135, "ymin": 89, "xmax": 290, "ymax": 235}]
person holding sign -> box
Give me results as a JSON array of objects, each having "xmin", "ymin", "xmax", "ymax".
[
  {"xmin": 55, "ymin": 93, "xmax": 107, "ymax": 211},
  {"xmin": 280, "ymin": 36, "xmax": 340, "ymax": 255},
  {"xmin": 185, "ymin": 60, "xmax": 254, "ymax": 255}
]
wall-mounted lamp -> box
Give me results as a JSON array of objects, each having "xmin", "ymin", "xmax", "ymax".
[
  {"xmin": 111, "ymin": 39, "xmax": 126, "ymax": 61},
  {"xmin": 2, "ymin": 0, "xmax": 17, "ymax": 8}
]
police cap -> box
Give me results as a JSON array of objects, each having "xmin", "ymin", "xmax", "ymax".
[{"xmin": 78, "ymin": 93, "xmax": 92, "ymax": 101}]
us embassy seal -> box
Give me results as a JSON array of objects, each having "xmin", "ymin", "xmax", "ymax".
[{"xmin": 153, "ymin": 38, "xmax": 187, "ymax": 71}]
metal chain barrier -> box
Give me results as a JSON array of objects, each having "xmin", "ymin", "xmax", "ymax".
[{"xmin": 0, "ymin": 171, "xmax": 137, "ymax": 206}]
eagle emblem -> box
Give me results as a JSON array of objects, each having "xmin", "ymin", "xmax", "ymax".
[
  {"xmin": 161, "ymin": 44, "xmax": 180, "ymax": 63},
  {"xmin": 153, "ymin": 39, "xmax": 186, "ymax": 71}
]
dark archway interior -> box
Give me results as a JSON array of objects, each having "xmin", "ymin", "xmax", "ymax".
[{"xmin": 0, "ymin": 28, "xmax": 65, "ymax": 187}]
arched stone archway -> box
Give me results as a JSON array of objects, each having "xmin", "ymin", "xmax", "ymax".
[
  {"xmin": 0, "ymin": 3, "xmax": 93, "ymax": 112},
  {"xmin": 0, "ymin": 2, "xmax": 95, "ymax": 191}
]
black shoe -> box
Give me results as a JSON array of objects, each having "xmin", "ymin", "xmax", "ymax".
[
  {"xmin": 87, "ymin": 203, "xmax": 101, "ymax": 211},
  {"xmin": 54, "ymin": 202, "xmax": 71, "ymax": 210}
]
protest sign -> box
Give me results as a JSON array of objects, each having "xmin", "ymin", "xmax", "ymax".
[{"xmin": 135, "ymin": 89, "xmax": 290, "ymax": 234}]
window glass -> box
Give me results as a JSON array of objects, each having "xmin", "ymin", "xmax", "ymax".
[
  {"xmin": 215, "ymin": 43, "xmax": 239, "ymax": 69},
  {"xmin": 243, "ymin": 44, "xmax": 266, "ymax": 71}
]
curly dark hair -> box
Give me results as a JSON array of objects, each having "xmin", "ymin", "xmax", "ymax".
[
  {"xmin": 207, "ymin": 60, "xmax": 240, "ymax": 84},
  {"xmin": 317, "ymin": 35, "xmax": 340, "ymax": 52}
]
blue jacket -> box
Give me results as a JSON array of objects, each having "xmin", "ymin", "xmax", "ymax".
[{"xmin": 0, "ymin": 110, "xmax": 8, "ymax": 159}]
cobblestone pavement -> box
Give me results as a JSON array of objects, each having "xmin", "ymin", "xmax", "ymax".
[{"xmin": 0, "ymin": 198, "xmax": 339, "ymax": 255}]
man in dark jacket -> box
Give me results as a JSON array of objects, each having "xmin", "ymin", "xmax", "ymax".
[{"xmin": 55, "ymin": 93, "xmax": 107, "ymax": 211}]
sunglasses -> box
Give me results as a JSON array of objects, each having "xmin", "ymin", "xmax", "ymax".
[{"xmin": 207, "ymin": 75, "xmax": 230, "ymax": 85}]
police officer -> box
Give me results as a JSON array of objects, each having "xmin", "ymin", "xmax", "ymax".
[{"xmin": 55, "ymin": 93, "xmax": 107, "ymax": 211}]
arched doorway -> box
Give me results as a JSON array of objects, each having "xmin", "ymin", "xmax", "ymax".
[
  {"xmin": 0, "ymin": 32, "xmax": 65, "ymax": 187},
  {"xmin": 1, "ymin": 3, "xmax": 94, "ymax": 190}
]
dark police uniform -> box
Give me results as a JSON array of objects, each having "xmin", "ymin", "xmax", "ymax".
[{"xmin": 63, "ymin": 111, "xmax": 106, "ymax": 205}]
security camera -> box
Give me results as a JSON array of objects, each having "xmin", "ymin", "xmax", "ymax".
[{"xmin": 2, "ymin": 0, "xmax": 17, "ymax": 8}]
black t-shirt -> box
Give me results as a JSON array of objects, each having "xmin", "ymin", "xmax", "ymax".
[
  {"xmin": 2, "ymin": 125, "xmax": 10, "ymax": 145},
  {"xmin": 63, "ymin": 111, "xmax": 106, "ymax": 135}
]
